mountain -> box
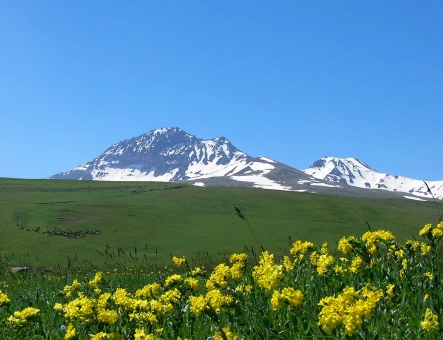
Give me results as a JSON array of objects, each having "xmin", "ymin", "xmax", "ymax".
[
  {"xmin": 50, "ymin": 128, "xmax": 438, "ymax": 200},
  {"xmin": 303, "ymin": 157, "xmax": 443, "ymax": 201},
  {"xmin": 51, "ymin": 127, "xmax": 313, "ymax": 192}
]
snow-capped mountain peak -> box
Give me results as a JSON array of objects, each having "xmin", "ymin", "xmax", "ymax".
[
  {"xmin": 52, "ymin": 128, "xmax": 250, "ymax": 182},
  {"xmin": 304, "ymin": 157, "xmax": 443, "ymax": 200}
]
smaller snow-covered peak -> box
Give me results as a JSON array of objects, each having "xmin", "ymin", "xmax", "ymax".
[{"xmin": 303, "ymin": 156, "xmax": 443, "ymax": 200}]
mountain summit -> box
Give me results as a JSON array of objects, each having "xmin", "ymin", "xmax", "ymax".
[
  {"xmin": 52, "ymin": 127, "xmax": 318, "ymax": 192},
  {"xmin": 303, "ymin": 157, "xmax": 443, "ymax": 200},
  {"xmin": 51, "ymin": 127, "xmax": 250, "ymax": 182}
]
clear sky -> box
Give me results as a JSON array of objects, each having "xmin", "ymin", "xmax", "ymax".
[{"xmin": 1, "ymin": 1, "xmax": 442, "ymax": 180}]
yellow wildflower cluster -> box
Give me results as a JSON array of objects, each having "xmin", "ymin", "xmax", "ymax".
[
  {"xmin": 184, "ymin": 277, "xmax": 199, "ymax": 291},
  {"xmin": 172, "ymin": 256, "xmax": 186, "ymax": 268},
  {"xmin": 290, "ymin": 240, "xmax": 314, "ymax": 257},
  {"xmin": 420, "ymin": 242, "xmax": 431, "ymax": 256},
  {"xmin": 318, "ymin": 284, "xmax": 384, "ymax": 336},
  {"xmin": 271, "ymin": 287, "xmax": 304, "ymax": 310},
  {"xmin": 134, "ymin": 328, "xmax": 156, "ymax": 340},
  {"xmin": 89, "ymin": 271, "xmax": 103, "ymax": 288},
  {"xmin": 349, "ymin": 256, "xmax": 363, "ymax": 273},
  {"xmin": 191, "ymin": 266, "xmax": 205, "ymax": 276},
  {"xmin": 64, "ymin": 323, "xmax": 76, "ymax": 339},
  {"xmin": 314, "ymin": 253, "xmax": 335, "ymax": 276},
  {"xmin": 63, "ymin": 279, "xmax": 82, "ymax": 299},
  {"xmin": 164, "ymin": 274, "xmax": 183, "ymax": 286},
  {"xmin": 91, "ymin": 331, "xmax": 122, "ymax": 339},
  {"xmin": 425, "ymin": 272, "xmax": 434, "ymax": 281},
  {"xmin": 205, "ymin": 258, "xmax": 246, "ymax": 290},
  {"xmin": 189, "ymin": 289, "xmax": 233, "ymax": 315},
  {"xmin": 135, "ymin": 283, "xmax": 161, "ymax": 298},
  {"xmin": 7, "ymin": 307, "xmax": 40, "ymax": 325},
  {"xmin": 252, "ymin": 251, "xmax": 284, "ymax": 291},
  {"xmin": 282, "ymin": 256, "xmax": 294, "ymax": 272},
  {"xmin": 229, "ymin": 253, "xmax": 248, "ymax": 263},
  {"xmin": 420, "ymin": 222, "xmax": 443, "ymax": 239},
  {"xmin": 421, "ymin": 308, "xmax": 439, "ymax": 331},
  {"xmin": 0, "ymin": 290, "xmax": 10, "ymax": 306},
  {"xmin": 235, "ymin": 284, "xmax": 252, "ymax": 295},
  {"xmin": 362, "ymin": 230, "xmax": 395, "ymax": 254},
  {"xmin": 213, "ymin": 327, "xmax": 240, "ymax": 340},
  {"xmin": 338, "ymin": 236, "xmax": 355, "ymax": 254}
]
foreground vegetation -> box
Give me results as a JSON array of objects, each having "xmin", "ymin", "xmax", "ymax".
[
  {"xmin": 1, "ymin": 178, "xmax": 441, "ymax": 267},
  {"xmin": 1, "ymin": 221, "xmax": 443, "ymax": 339}
]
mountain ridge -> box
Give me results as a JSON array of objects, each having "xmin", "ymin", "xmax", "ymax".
[
  {"xmin": 51, "ymin": 127, "xmax": 442, "ymax": 200},
  {"xmin": 303, "ymin": 156, "xmax": 443, "ymax": 200}
]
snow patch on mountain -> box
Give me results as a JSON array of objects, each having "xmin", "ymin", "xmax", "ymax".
[
  {"xmin": 304, "ymin": 157, "xmax": 443, "ymax": 200},
  {"xmin": 404, "ymin": 196, "xmax": 427, "ymax": 201},
  {"xmin": 229, "ymin": 160, "xmax": 292, "ymax": 190}
]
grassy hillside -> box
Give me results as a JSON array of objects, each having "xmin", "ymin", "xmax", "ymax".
[{"xmin": 0, "ymin": 178, "xmax": 441, "ymax": 267}]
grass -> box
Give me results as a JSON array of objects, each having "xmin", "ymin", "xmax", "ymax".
[
  {"xmin": 1, "ymin": 177, "xmax": 442, "ymax": 267},
  {"xmin": 0, "ymin": 222, "xmax": 442, "ymax": 339},
  {"xmin": 1, "ymin": 178, "xmax": 443, "ymax": 338}
]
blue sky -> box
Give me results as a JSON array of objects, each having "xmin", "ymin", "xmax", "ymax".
[{"xmin": 1, "ymin": 1, "xmax": 442, "ymax": 180}]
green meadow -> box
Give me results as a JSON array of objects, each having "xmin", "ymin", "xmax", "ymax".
[{"xmin": 0, "ymin": 177, "xmax": 441, "ymax": 268}]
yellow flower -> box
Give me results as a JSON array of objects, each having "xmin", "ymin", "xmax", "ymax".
[
  {"xmin": 419, "ymin": 223, "xmax": 432, "ymax": 236},
  {"xmin": 338, "ymin": 237, "xmax": 354, "ymax": 254},
  {"xmin": 0, "ymin": 290, "xmax": 10, "ymax": 306},
  {"xmin": 385, "ymin": 284, "xmax": 395, "ymax": 298},
  {"xmin": 172, "ymin": 256, "xmax": 186, "ymax": 267},
  {"xmin": 191, "ymin": 267, "xmax": 205, "ymax": 276},
  {"xmin": 206, "ymin": 263, "xmax": 230, "ymax": 290},
  {"xmin": 7, "ymin": 307, "xmax": 40, "ymax": 325},
  {"xmin": 164, "ymin": 274, "xmax": 183, "ymax": 286},
  {"xmin": 333, "ymin": 264, "xmax": 346, "ymax": 275},
  {"xmin": 91, "ymin": 332, "xmax": 122, "ymax": 339},
  {"xmin": 421, "ymin": 308, "xmax": 439, "ymax": 331},
  {"xmin": 320, "ymin": 242, "xmax": 329, "ymax": 254},
  {"xmin": 432, "ymin": 227, "xmax": 443, "ymax": 238},
  {"xmin": 134, "ymin": 328, "xmax": 156, "ymax": 340},
  {"xmin": 189, "ymin": 295, "xmax": 207, "ymax": 316},
  {"xmin": 229, "ymin": 253, "xmax": 248, "ymax": 263},
  {"xmin": 349, "ymin": 256, "xmax": 362, "ymax": 273},
  {"xmin": 362, "ymin": 230, "xmax": 395, "ymax": 252},
  {"xmin": 214, "ymin": 327, "xmax": 240, "ymax": 340},
  {"xmin": 64, "ymin": 293, "xmax": 96, "ymax": 322},
  {"xmin": 420, "ymin": 243, "xmax": 431, "ymax": 256},
  {"xmin": 271, "ymin": 287, "xmax": 303, "ymax": 310},
  {"xmin": 271, "ymin": 290, "xmax": 282, "ymax": 310},
  {"xmin": 205, "ymin": 289, "xmax": 233, "ymax": 313},
  {"xmin": 89, "ymin": 271, "xmax": 103, "ymax": 288},
  {"xmin": 135, "ymin": 283, "xmax": 161, "ymax": 298},
  {"xmin": 235, "ymin": 284, "xmax": 252, "ymax": 295},
  {"xmin": 315, "ymin": 254, "xmax": 335, "ymax": 276},
  {"xmin": 318, "ymin": 284, "xmax": 383, "ymax": 336},
  {"xmin": 425, "ymin": 272, "xmax": 434, "ymax": 281},
  {"xmin": 405, "ymin": 239, "xmax": 420, "ymax": 250},
  {"xmin": 252, "ymin": 251, "xmax": 284, "ymax": 291},
  {"xmin": 282, "ymin": 256, "xmax": 294, "ymax": 272},
  {"xmin": 229, "ymin": 262, "xmax": 245, "ymax": 280},
  {"xmin": 65, "ymin": 323, "xmax": 76, "ymax": 340},
  {"xmin": 184, "ymin": 277, "xmax": 199, "ymax": 291},
  {"xmin": 290, "ymin": 240, "xmax": 314, "ymax": 255}
]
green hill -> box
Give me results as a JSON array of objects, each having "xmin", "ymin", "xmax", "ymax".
[{"xmin": 0, "ymin": 178, "xmax": 441, "ymax": 268}]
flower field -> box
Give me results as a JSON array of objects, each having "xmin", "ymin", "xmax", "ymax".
[{"xmin": 1, "ymin": 222, "xmax": 442, "ymax": 339}]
